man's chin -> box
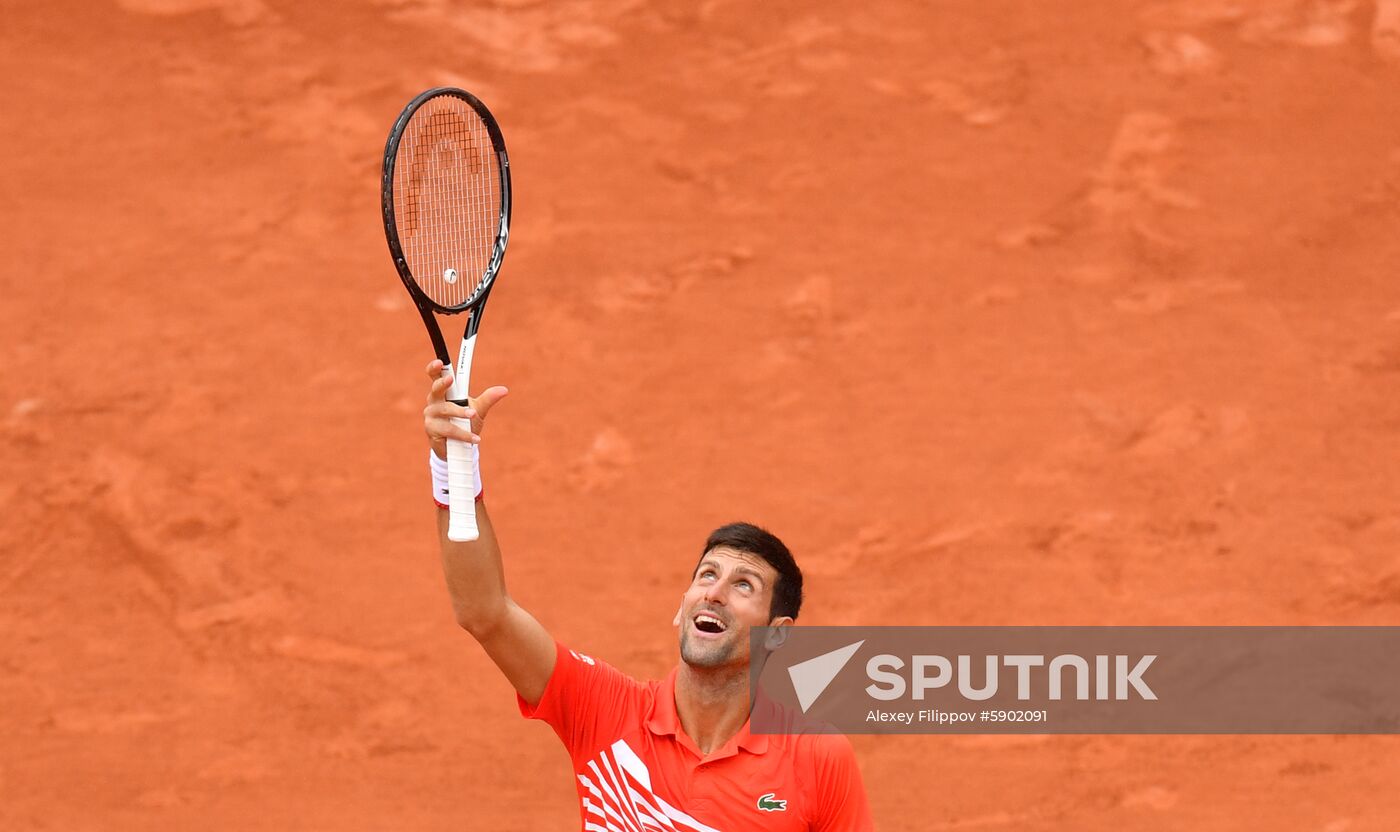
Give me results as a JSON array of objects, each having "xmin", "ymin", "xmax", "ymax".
[
  {"xmin": 680, "ymin": 635, "xmax": 739, "ymax": 669},
  {"xmin": 682, "ymin": 651, "xmax": 725, "ymax": 669}
]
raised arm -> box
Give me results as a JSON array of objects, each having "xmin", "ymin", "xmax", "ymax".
[{"xmin": 423, "ymin": 360, "xmax": 556, "ymax": 706}]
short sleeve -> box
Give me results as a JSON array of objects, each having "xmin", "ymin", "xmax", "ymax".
[
  {"xmin": 809, "ymin": 734, "xmax": 874, "ymax": 831},
  {"xmin": 517, "ymin": 641, "xmax": 645, "ymax": 759}
]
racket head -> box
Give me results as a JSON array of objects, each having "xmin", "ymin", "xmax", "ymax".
[{"xmin": 382, "ymin": 87, "xmax": 512, "ymax": 314}]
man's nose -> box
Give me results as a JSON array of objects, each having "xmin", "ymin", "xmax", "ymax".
[{"xmin": 702, "ymin": 581, "xmax": 727, "ymax": 604}]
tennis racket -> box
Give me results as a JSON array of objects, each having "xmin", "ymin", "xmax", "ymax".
[{"xmin": 381, "ymin": 87, "xmax": 512, "ymax": 542}]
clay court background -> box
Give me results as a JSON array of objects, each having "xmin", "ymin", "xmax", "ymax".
[{"xmin": 5, "ymin": 0, "xmax": 1400, "ymax": 829}]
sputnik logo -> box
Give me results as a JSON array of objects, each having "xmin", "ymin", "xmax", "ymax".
[{"xmin": 786, "ymin": 641, "xmax": 865, "ymax": 713}]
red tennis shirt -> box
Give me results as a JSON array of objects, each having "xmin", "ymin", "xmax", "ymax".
[{"xmin": 518, "ymin": 641, "xmax": 874, "ymax": 831}]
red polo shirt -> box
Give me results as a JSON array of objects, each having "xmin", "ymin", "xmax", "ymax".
[{"xmin": 518, "ymin": 641, "xmax": 874, "ymax": 831}]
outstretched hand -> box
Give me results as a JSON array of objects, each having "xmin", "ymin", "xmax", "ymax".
[{"xmin": 423, "ymin": 359, "xmax": 510, "ymax": 460}]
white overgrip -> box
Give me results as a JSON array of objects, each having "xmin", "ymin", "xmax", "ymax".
[
  {"xmin": 446, "ymin": 334, "xmax": 479, "ymax": 542},
  {"xmin": 445, "ymin": 434, "xmax": 479, "ymax": 542}
]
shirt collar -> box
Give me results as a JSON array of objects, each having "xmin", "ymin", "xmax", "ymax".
[{"xmin": 647, "ymin": 666, "xmax": 770, "ymax": 759}]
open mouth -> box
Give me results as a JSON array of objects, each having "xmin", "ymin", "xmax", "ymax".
[{"xmin": 693, "ymin": 612, "xmax": 728, "ymax": 635}]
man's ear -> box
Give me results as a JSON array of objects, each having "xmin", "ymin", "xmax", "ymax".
[
  {"xmin": 763, "ymin": 616, "xmax": 794, "ymax": 650},
  {"xmin": 672, "ymin": 600, "xmax": 684, "ymax": 628}
]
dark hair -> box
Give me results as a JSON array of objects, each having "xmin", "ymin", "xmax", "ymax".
[{"xmin": 697, "ymin": 522, "xmax": 803, "ymax": 621}]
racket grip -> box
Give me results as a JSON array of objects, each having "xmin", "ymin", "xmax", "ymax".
[{"xmin": 445, "ymin": 426, "xmax": 479, "ymax": 542}]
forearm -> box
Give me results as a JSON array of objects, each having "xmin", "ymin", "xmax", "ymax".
[
  {"xmin": 437, "ymin": 499, "xmax": 510, "ymax": 635},
  {"xmin": 418, "ymin": 364, "xmax": 554, "ymax": 701},
  {"xmin": 435, "ymin": 497, "xmax": 556, "ymax": 703}
]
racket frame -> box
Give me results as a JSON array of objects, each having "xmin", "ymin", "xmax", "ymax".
[{"xmin": 381, "ymin": 86, "xmax": 512, "ymax": 349}]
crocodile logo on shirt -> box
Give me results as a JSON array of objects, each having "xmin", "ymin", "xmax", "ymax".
[{"xmin": 756, "ymin": 793, "xmax": 787, "ymax": 812}]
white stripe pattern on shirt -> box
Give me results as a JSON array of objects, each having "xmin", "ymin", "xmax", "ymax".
[{"xmin": 574, "ymin": 740, "xmax": 724, "ymax": 832}]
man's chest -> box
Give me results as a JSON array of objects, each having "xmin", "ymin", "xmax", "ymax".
[{"xmin": 574, "ymin": 732, "xmax": 811, "ymax": 831}]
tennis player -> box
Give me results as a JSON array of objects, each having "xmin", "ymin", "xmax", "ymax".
[{"xmin": 421, "ymin": 360, "xmax": 874, "ymax": 830}]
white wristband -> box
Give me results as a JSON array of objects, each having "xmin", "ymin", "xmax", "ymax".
[{"xmin": 430, "ymin": 446, "xmax": 481, "ymax": 507}]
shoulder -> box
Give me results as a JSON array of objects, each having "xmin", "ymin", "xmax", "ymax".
[
  {"xmin": 520, "ymin": 642, "xmax": 662, "ymax": 761},
  {"xmin": 520, "ymin": 642, "xmax": 648, "ymax": 723},
  {"xmin": 550, "ymin": 643, "xmax": 647, "ymax": 699}
]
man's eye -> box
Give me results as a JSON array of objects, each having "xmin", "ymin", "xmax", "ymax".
[{"xmin": 737, "ymin": 580, "xmax": 751, "ymax": 591}]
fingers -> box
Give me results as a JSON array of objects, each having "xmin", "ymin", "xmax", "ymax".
[
  {"xmin": 426, "ymin": 366, "xmax": 454, "ymax": 403},
  {"xmin": 426, "ymin": 401, "xmax": 474, "ymax": 421},
  {"xmin": 470, "ymin": 385, "xmax": 510, "ymax": 419},
  {"xmin": 422, "ymin": 365, "xmax": 506, "ymax": 444},
  {"xmin": 423, "ymin": 405, "xmax": 480, "ymax": 444},
  {"xmin": 424, "ymin": 362, "xmax": 478, "ymax": 446},
  {"xmin": 440, "ymin": 421, "xmax": 481, "ymax": 444}
]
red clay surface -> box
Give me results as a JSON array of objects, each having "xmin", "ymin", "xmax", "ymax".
[{"xmin": 5, "ymin": 1, "xmax": 1400, "ymax": 829}]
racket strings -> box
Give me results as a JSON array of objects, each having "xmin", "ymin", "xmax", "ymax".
[{"xmin": 394, "ymin": 96, "xmax": 501, "ymax": 309}]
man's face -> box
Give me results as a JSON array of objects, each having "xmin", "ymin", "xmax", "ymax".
[{"xmin": 677, "ymin": 546, "xmax": 784, "ymax": 670}]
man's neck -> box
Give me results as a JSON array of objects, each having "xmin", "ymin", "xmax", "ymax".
[{"xmin": 674, "ymin": 663, "xmax": 750, "ymax": 757}]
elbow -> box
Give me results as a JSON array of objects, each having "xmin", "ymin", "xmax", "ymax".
[{"xmin": 453, "ymin": 600, "xmax": 507, "ymax": 640}]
